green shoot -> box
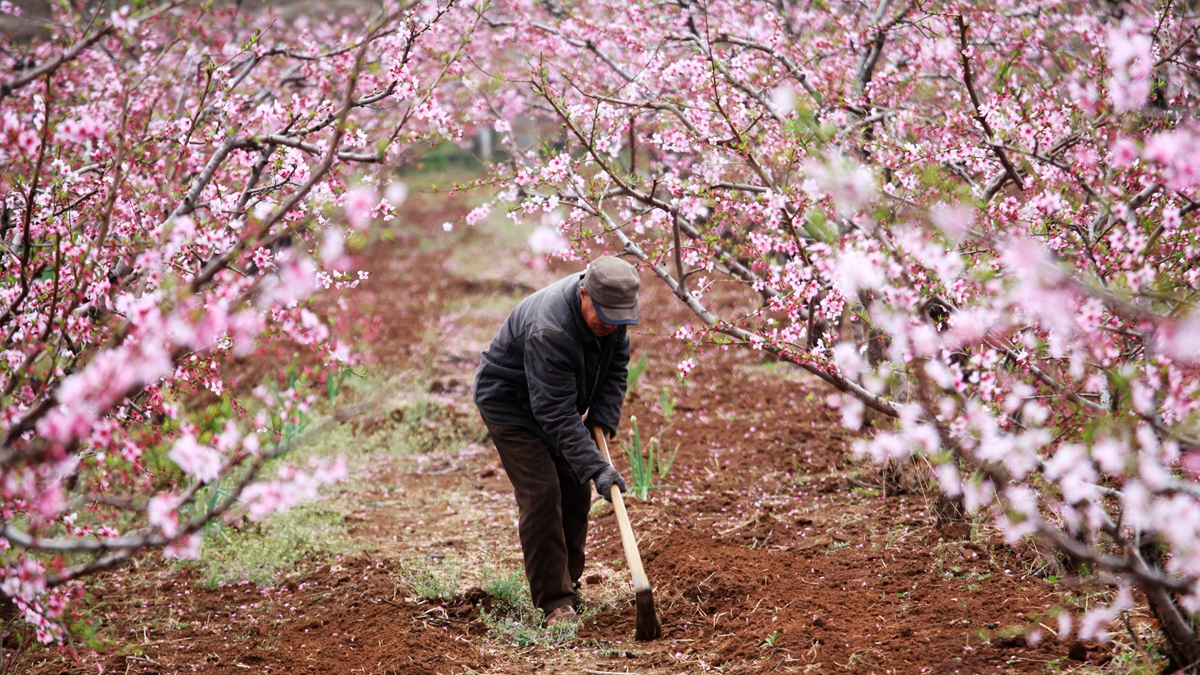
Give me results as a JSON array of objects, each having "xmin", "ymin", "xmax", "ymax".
[
  {"xmin": 658, "ymin": 386, "xmax": 676, "ymax": 421},
  {"xmin": 627, "ymin": 351, "xmax": 650, "ymax": 391},
  {"xmin": 621, "ymin": 416, "xmax": 674, "ymax": 500},
  {"xmin": 654, "ymin": 436, "xmax": 679, "ymax": 480}
]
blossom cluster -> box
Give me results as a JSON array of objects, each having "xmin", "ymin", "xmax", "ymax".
[
  {"xmin": 467, "ymin": 0, "xmax": 1200, "ymax": 651},
  {"xmin": 1, "ymin": 0, "xmax": 471, "ymax": 642}
]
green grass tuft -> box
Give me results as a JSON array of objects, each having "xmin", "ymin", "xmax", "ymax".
[
  {"xmin": 191, "ymin": 502, "xmax": 353, "ymax": 587},
  {"xmin": 397, "ymin": 556, "xmax": 463, "ymax": 601},
  {"xmin": 480, "ymin": 605, "xmax": 577, "ymax": 647},
  {"xmin": 481, "ymin": 564, "xmax": 527, "ymax": 607},
  {"xmin": 621, "ymin": 416, "xmax": 677, "ymax": 499}
]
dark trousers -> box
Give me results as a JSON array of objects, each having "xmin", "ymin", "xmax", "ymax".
[{"xmin": 483, "ymin": 421, "xmax": 592, "ymax": 615}]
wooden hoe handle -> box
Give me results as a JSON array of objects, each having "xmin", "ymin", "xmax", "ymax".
[{"xmin": 593, "ymin": 427, "xmax": 651, "ymax": 593}]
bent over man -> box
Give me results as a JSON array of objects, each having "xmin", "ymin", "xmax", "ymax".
[{"xmin": 474, "ymin": 256, "xmax": 639, "ymax": 626}]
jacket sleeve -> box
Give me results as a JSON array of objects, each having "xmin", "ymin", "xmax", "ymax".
[
  {"xmin": 586, "ymin": 331, "xmax": 629, "ymax": 439},
  {"xmin": 525, "ymin": 328, "xmax": 611, "ymax": 485}
]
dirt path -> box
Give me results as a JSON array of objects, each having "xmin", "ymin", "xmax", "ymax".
[{"xmin": 24, "ymin": 183, "xmax": 1144, "ymax": 675}]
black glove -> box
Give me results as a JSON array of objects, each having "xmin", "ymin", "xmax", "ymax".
[{"xmin": 593, "ymin": 466, "xmax": 627, "ymax": 502}]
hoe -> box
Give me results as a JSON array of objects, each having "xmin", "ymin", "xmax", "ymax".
[{"xmin": 593, "ymin": 427, "xmax": 663, "ymax": 640}]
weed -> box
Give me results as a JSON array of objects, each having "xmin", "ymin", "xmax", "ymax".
[
  {"xmin": 264, "ymin": 365, "xmax": 359, "ymax": 446},
  {"xmin": 190, "ymin": 502, "xmax": 353, "ymax": 586},
  {"xmin": 481, "ymin": 564, "xmax": 526, "ymax": 608},
  {"xmin": 398, "ymin": 556, "xmax": 462, "ymax": 601},
  {"xmin": 481, "ymin": 606, "xmax": 578, "ymax": 647},
  {"xmin": 590, "ymin": 642, "xmax": 629, "ymax": 658},
  {"xmin": 377, "ymin": 391, "xmax": 486, "ymax": 457},
  {"xmin": 627, "ymin": 351, "xmax": 650, "ymax": 390},
  {"xmin": 825, "ymin": 541, "xmax": 851, "ymax": 556},
  {"xmin": 621, "ymin": 417, "xmax": 677, "ymax": 500},
  {"xmin": 623, "ymin": 417, "xmax": 654, "ymax": 500},
  {"xmin": 655, "ymin": 437, "xmax": 679, "ymax": 480},
  {"xmin": 475, "ymin": 560, "xmax": 581, "ymax": 647},
  {"xmin": 761, "ymin": 630, "xmax": 779, "ymax": 648},
  {"xmin": 658, "ymin": 386, "xmax": 677, "ymax": 421}
]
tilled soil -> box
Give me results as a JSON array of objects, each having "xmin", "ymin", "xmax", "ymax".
[
  {"xmin": 26, "ymin": 185, "xmax": 1139, "ymax": 675},
  {"xmin": 86, "ymin": 559, "xmax": 489, "ymax": 675}
]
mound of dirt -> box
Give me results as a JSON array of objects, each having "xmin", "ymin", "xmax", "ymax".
[{"xmin": 89, "ymin": 557, "xmax": 489, "ymax": 675}]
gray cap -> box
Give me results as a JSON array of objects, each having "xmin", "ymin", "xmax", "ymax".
[{"xmin": 584, "ymin": 256, "xmax": 640, "ymax": 325}]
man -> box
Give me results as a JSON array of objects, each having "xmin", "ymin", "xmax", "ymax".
[{"xmin": 474, "ymin": 255, "xmax": 639, "ymax": 626}]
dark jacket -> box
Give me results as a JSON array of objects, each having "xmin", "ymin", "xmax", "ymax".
[{"xmin": 474, "ymin": 273, "xmax": 630, "ymax": 485}]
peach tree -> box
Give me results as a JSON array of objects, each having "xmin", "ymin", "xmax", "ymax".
[
  {"xmin": 0, "ymin": 0, "xmax": 473, "ymax": 646},
  {"xmin": 465, "ymin": 0, "xmax": 1200, "ymax": 663}
]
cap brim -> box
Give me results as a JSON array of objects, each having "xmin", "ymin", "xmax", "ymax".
[{"xmin": 593, "ymin": 302, "xmax": 638, "ymax": 326}]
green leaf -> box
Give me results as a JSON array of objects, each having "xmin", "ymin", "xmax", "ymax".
[{"xmin": 803, "ymin": 208, "xmax": 836, "ymax": 243}]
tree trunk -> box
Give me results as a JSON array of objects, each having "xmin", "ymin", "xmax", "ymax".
[{"xmin": 1141, "ymin": 540, "xmax": 1200, "ymax": 673}]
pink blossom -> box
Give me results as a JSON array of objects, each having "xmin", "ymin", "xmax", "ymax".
[
  {"xmin": 55, "ymin": 115, "xmax": 106, "ymax": 143},
  {"xmin": 961, "ymin": 478, "xmax": 994, "ymax": 514},
  {"xmin": 0, "ymin": 0, "xmax": 477, "ymax": 645},
  {"xmin": 1182, "ymin": 451, "xmax": 1200, "ymax": 478},
  {"xmin": 804, "ymin": 154, "xmax": 876, "ymax": 217},
  {"xmin": 147, "ymin": 494, "xmax": 180, "ymax": 538},
  {"xmin": 257, "ymin": 255, "xmax": 318, "ymax": 308},
  {"xmin": 528, "ymin": 225, "xmax": 569, "ymax": 254},
  {"xmin": 1166, "ymin": 310, "xmax": 1200, "ymax": 362},
  {"xmin": 16, "ymin": 129, "xmax": 39, "ymax": 154},
  {"xmin": 344, "ymin": 186, "xmax": 378, "ymax": 230},
  {"xmin": 465, "ymin": 203, "xmax": 492, "ymax": 226},
  {"xmin": 252, "ymin": 201, "xmax": 276, "ymax": 223},
  {"xmin": 242, "ymin": 434, "xmax": 262, "ymax": 456},
  {"xmin": 1143, "ymin": 132, "xmax": 1180, "ymax": 165},
  {"xmin": 164, "ymin": 534, "xmax": 202, "ymax": 560},
  {"xmin": 110, "ymin": 5, "xmax": 139, "ymax": 32},
  {"xmin": 832, "ymin": 342, "xmax": 864, "ymax": 379},
  {"xmin": 120, "ymin": 439, "xmax": 142, "ymax": 463},
  {"xmin": 320, "ymin": 227, "xmax": 346, "ymax": 264},
  {"xmin": 241, "ymin": 458, "xmax": 347, "ymax": 522},
  {"xmin": 385, "ymin": 181, "xmax": 409, "ymax": 206},
  {"xmin": 833, "ymin": 248, "xmax": 884, "ymax": 295},
  {"xmin": 677, "ymin": 358, "xmax": 696, "ymax": 379},
  {"xmin": 1077, "ymin": 587, "xmax": 1132, "ymax": 643},
  {"xmin": 929, "ymin": 202, "xmax": 975, "ymax": 244},
  {"xmin": 1057, "ymin": 611, "xmax": 1073, "ymax": 641},
  {"xmin": 215, "ymin": 422, "xmax": 241, "ymax": 452},
  {"xmin": 228, "ymin": 309, "xmax": 265, "ymax": 358},
  {"xmin": 934, "ymin": 463, "xmax": 961, "ymax": 497},
  {"xmin": 1091, "ymin": 437, "xmax": 1128, "ymax": 473},
  {"xmin": 1110, "ymin": 138, "xmax": 1139, "ymax": 168},
  {"xmin": 168, "ymin": 435, "xmax": 222, "ymax": 483},
  {"xmin": 769, "ymin": 87, "xmax": 796, "ymax": 117},
  {"xmin": 39, "ymin": 344, "xmax": 171, "ymax": 446},
  {"xmin": 1108, "ymin": 23, "xmax": 1153, "ymax": 113},
  {"xmin": 838, "ymin": 396, "xmax": 864, "ymax": 430}
]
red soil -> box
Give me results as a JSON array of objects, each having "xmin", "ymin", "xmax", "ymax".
[{"xmin": 25, "ymin": 189, "xmax": 1131, "ymax": 675}]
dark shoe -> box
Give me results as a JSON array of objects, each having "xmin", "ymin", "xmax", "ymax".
[
  {"xmin": 546, "ymin": 606, "xmax": 580, "ymax": 626},
  {"xmin": 572, "ymin": 594, "xmax": 598, "ymax": 611}
]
